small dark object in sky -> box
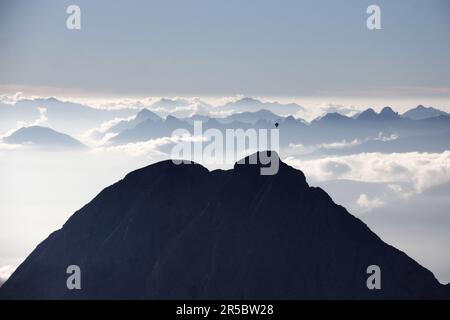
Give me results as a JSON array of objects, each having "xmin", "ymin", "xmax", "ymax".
[{"xmin": 275, "ymin": 122, "xmax": 279, "ymax": 128}]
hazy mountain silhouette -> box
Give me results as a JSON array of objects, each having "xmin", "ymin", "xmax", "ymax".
[
  {"xmin": 403, "ymin": 105, "xmax": 450, "ymax": 120},
  {"xmin": 107, "ymin": 109, "xmax": 162, "ymax": 134},
  {"xmin": 182, "ymin": 114, "xmax": 212, "ymax": 125},
  {"xmin": 3, "ymin": 126, "xmax": 86, "ymax": 149},
  {"xmin": 356, "ymin": 107, "xmax": 401, "ymax": 121},
  {"xmin": 219, "ymin": 97, "xmax": 304, "ymax": 115},
  {"xmin": 355, "ymin": 108, "xmax": 378, "ymax": 120},
  {"xmin": 312, "ymin": 112, "xmax": 354, "ymax": 125},
  {"xmin": 1, "ymin": 151, "xmax": 448, "ymax": 299},
  {"xmin": 378, "ymin": 107, "xmax": 401, "ymax": 120},
  {"xmin": 109, "ymin": 115, "xmax": 190, "ymax": 144},
  {"xmin": 0, "ymin": 98, "xmax": 136, "ymax": 136},
  {"xmin": 313, "ymin": 131, "xmax": 450, "ymax": 156},
  {"xmin": 106, "ymin": 107, "xmax": 450, "ymax": 152},
  {"xmin": 144, "ymin": 98, "xmax": 214, "ymax": 118},
  {"xmin": 150, "ymin": 98, "xmax": 191, "ymax": 109},
  {"xmin": 110, "ymin": 116, "xmax": 258, "ymax": 145},
  {"xmin": 218, "ymin": 109, "xmax": 284, "ymax": 124}
]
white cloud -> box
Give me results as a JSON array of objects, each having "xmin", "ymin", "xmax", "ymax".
[
  {"xmin": 284, "ymin": 151, "xmax": 450, "ymax": 193},
  {"xmin": 357, "ymin": 194, "xmax": 385, "ymax": 211},
  {"xmin": 386, "ymin": 183, "xmax": 414, "ymax": 198},
  {"xmin": 33, "ymin": 107, "xmax": 48, "ymax": 126},
  {"xmin": 0, "ymin": 107, "xmax": 48, "ymax": 139},
  {"xmin": 89, "ymin": 134, "xmax": 205, "ymax": 157},
  {"xmin": 0, "ymin": 92, "xmax": 25, "ymax": 105},
  {"xmin": 81, "ymin": 116, "xmax": 135, "ymax": 147},
  {"xmin": 375, "ymin": 132, "xmax": 398, "ymax": 142},
  {"xmin": 0, "ymin": 142, "xmax": 22, "ymax": 151},
  {"xmin": 0, "ymin": 265, "xmax": 16, "ymax": 286},
  {"xmin": 1, "ymin": 94, "xmax": 373, "ymax": 123},
  {"xmin": 91, "ymin": 137, "xmax": 174, "ymax": 157},
  {"xmin": 15, "ymin": 107, "xmax": 48, "ymax": 129},
  {"xmin": 294, "ymin": 103, "xmax": 362, "ymax": 122},
  {"xmin": 286, "ymin": 143, "xmax": 313, "ymax": 155},
  {"xmin": 320, "ymin": 139, "xmax": 360, "ymax": 150},
  {"xmin": 321, "ymin": 160, "xmax": 352, "ymax": 176}
]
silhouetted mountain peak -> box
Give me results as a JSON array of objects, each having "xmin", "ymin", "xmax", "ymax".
[
  {"xmin": 254, "ymin": 108, "xmax": 275, "ymax": 115},
  {"xmin": 357, "ymin": 108, "xmax": 377, "ymax": 120},
  {"xmin": 205, "ymin": 118, "xmax": 222, "ymax": 126},
  {"xmin": 326, "ymin": 112, "xmax": 348, "ymax": 119},
  {"xmin": 283, "ymin": 115, "xmax": 297, "ymax": 123},
  {"xmin": 3, "ymin": 126, "xmax": 86, "ymax": 149},
  {"xmin": 238, "ymin": 97, "xmax": 260, "ymax": 105},
  {"xmin": 165, "ymin": 115, "xmax": 184, "ymax": 124},
  {"xmin": 380, "ymin": 106, "xmax": 399, "ymax": 119},
  {"xmin": 234, "ymin": 150, "xmax": 279, "ymax": 168},
  {"xmin": 45, "ymin": 97, "xmax": 60, "ymax": 103},
  {"xmin": 381, "ymin": 106, "xmax": 394, "ymax": 113},
  {"xmin": 1, "ymin": 152, "xmax": 448, "ymax": 299},
  {"xmin": 135, "ymin": 108, "xmax": 161, "ymax": 122},
  {"xmin": 123, "ymin": 159, "xmax": 209, "ymax": 188},
  {"xmin": 357, "ymin": 107, "xmax": 400, "ymax": 121},
  {"xmin": 314, "ymin": 112, "xmax": 352, "ymax": 124},
  {"xmin": 403, "ymin": 105, "xmax": 450, "ymax": 120},
  {"xmin": 234, "ymin": 151, "xmax": 307, "ymax": 184}
]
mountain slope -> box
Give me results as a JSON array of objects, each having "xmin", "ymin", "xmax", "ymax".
[
  {"xmin": 108, "ymin": 109, "xmax": 162, "ymax": 134},
  {"xmin": 2, "ymin": 126, "xmax": 86, "ymax": 149},
  {"xmin": 0, "ymin": 98, "xmax": 136, "ymax": 136},
  {"xmin": 403, "ymin": 105, "xmax": 450, "ymax": 120},
  {"xmin": 357, "ymin": 107, "xmax": 401, "ymax": 121},
  {"xmin": 219, "ymin": 109, "xmax": 284, "ymax": 124},
  {"xmin": 0, "ymin": 152, "xmax": 448, "ymax": 299},
  {"xmin": 219, "ymin": 97, "xmax": 303, "ymax": 115}
]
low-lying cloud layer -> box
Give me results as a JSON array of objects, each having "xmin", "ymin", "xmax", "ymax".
[
  {"xmin": 284, "ymin": 151, "xmax": 450, "ymax": 194},
  {"xmin": 0, "ymin": 265, "xmax": 15, "ymax": 287},
  {"xmin": 1, "ymin": 94, "xmax": 450, "ymax": 284}
]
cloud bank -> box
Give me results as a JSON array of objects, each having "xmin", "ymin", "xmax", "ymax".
[
  {"xmin": 284, "ymin": 151, "xmax": 450, "ymax": 193},
  {"xmin": 0, "ymin": 265, "xmax": 15, "ymax": 286}
]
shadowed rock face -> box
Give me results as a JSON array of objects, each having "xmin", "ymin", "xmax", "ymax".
[{"xmin": 0, "ymin": 151, "xmax": 448, "ymax": 299}]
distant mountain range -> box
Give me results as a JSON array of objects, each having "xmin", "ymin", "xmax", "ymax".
[
  {"xmin": 402, "ymin": 105, "xmax": 450, "ymax": 120},
  {"xmin": 0, "ymin": 98, "xmax": 136, "ymax": 137},
  {"xmin": 218, "ymin": 97, "xmax": 304, "ymax": 115},
  {"xmin": 2, "ymin": 126, "xmax": 86, "ymax": 149},
  {"xmin": 1, "ymin": 152, "xmax": 448, "ymax": 299},
  {"xmin": 108, "ymin": 109, "xmax": 162, "ymax": 134},
  {"xmin": 355, "ymin": 107, "xmax": 401, "ymax": 121},
  {"xmin": 105, "ymin": 105, "xmax": 450, "ymax": 153},
  {"xmin": 216, "ymin": 109, "xmax": 283, "ymax": 124},
  {"xmin": 2, "ymin": 97, "xmax": 450, "ymax": 155}
]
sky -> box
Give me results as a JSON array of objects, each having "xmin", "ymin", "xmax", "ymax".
[
  {"xmin": 1, "ymin": 0, "xmax": 450, "ymax": 100},
  {"xmin": 1, "ymin": 0, "xmax": 450, "ymax": 286}
]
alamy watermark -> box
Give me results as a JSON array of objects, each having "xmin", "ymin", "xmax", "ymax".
[
  {"xmin": 66, "ymin": 265, "xmax": 81, "ymax": 290},
  {"xmin": 366, "ymin": 265, "xmax": 381, "ymax": 290},
  {"xmin": 65, "ymin": 5, "xmax": 380, "ymax": 31},
  {"xmin": 367, "ymin": 5, "xmax": 381, "ymax": 30},
  {"xmin": 66, "ymin": 5, "xmax": 81, "ymax": 30},
  {"xmin": 170, "ymin": 121, "xmax": 280, "ymax": 175}
]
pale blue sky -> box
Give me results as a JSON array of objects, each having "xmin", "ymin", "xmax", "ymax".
[{"xmin": 0, "ymin": 0, "xmax": 449, "ymax": 97}]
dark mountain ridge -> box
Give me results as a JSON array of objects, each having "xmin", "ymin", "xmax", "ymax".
[{"xmin": 1, "ymin": 152, "xmax": 449, "ymax": 299}]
